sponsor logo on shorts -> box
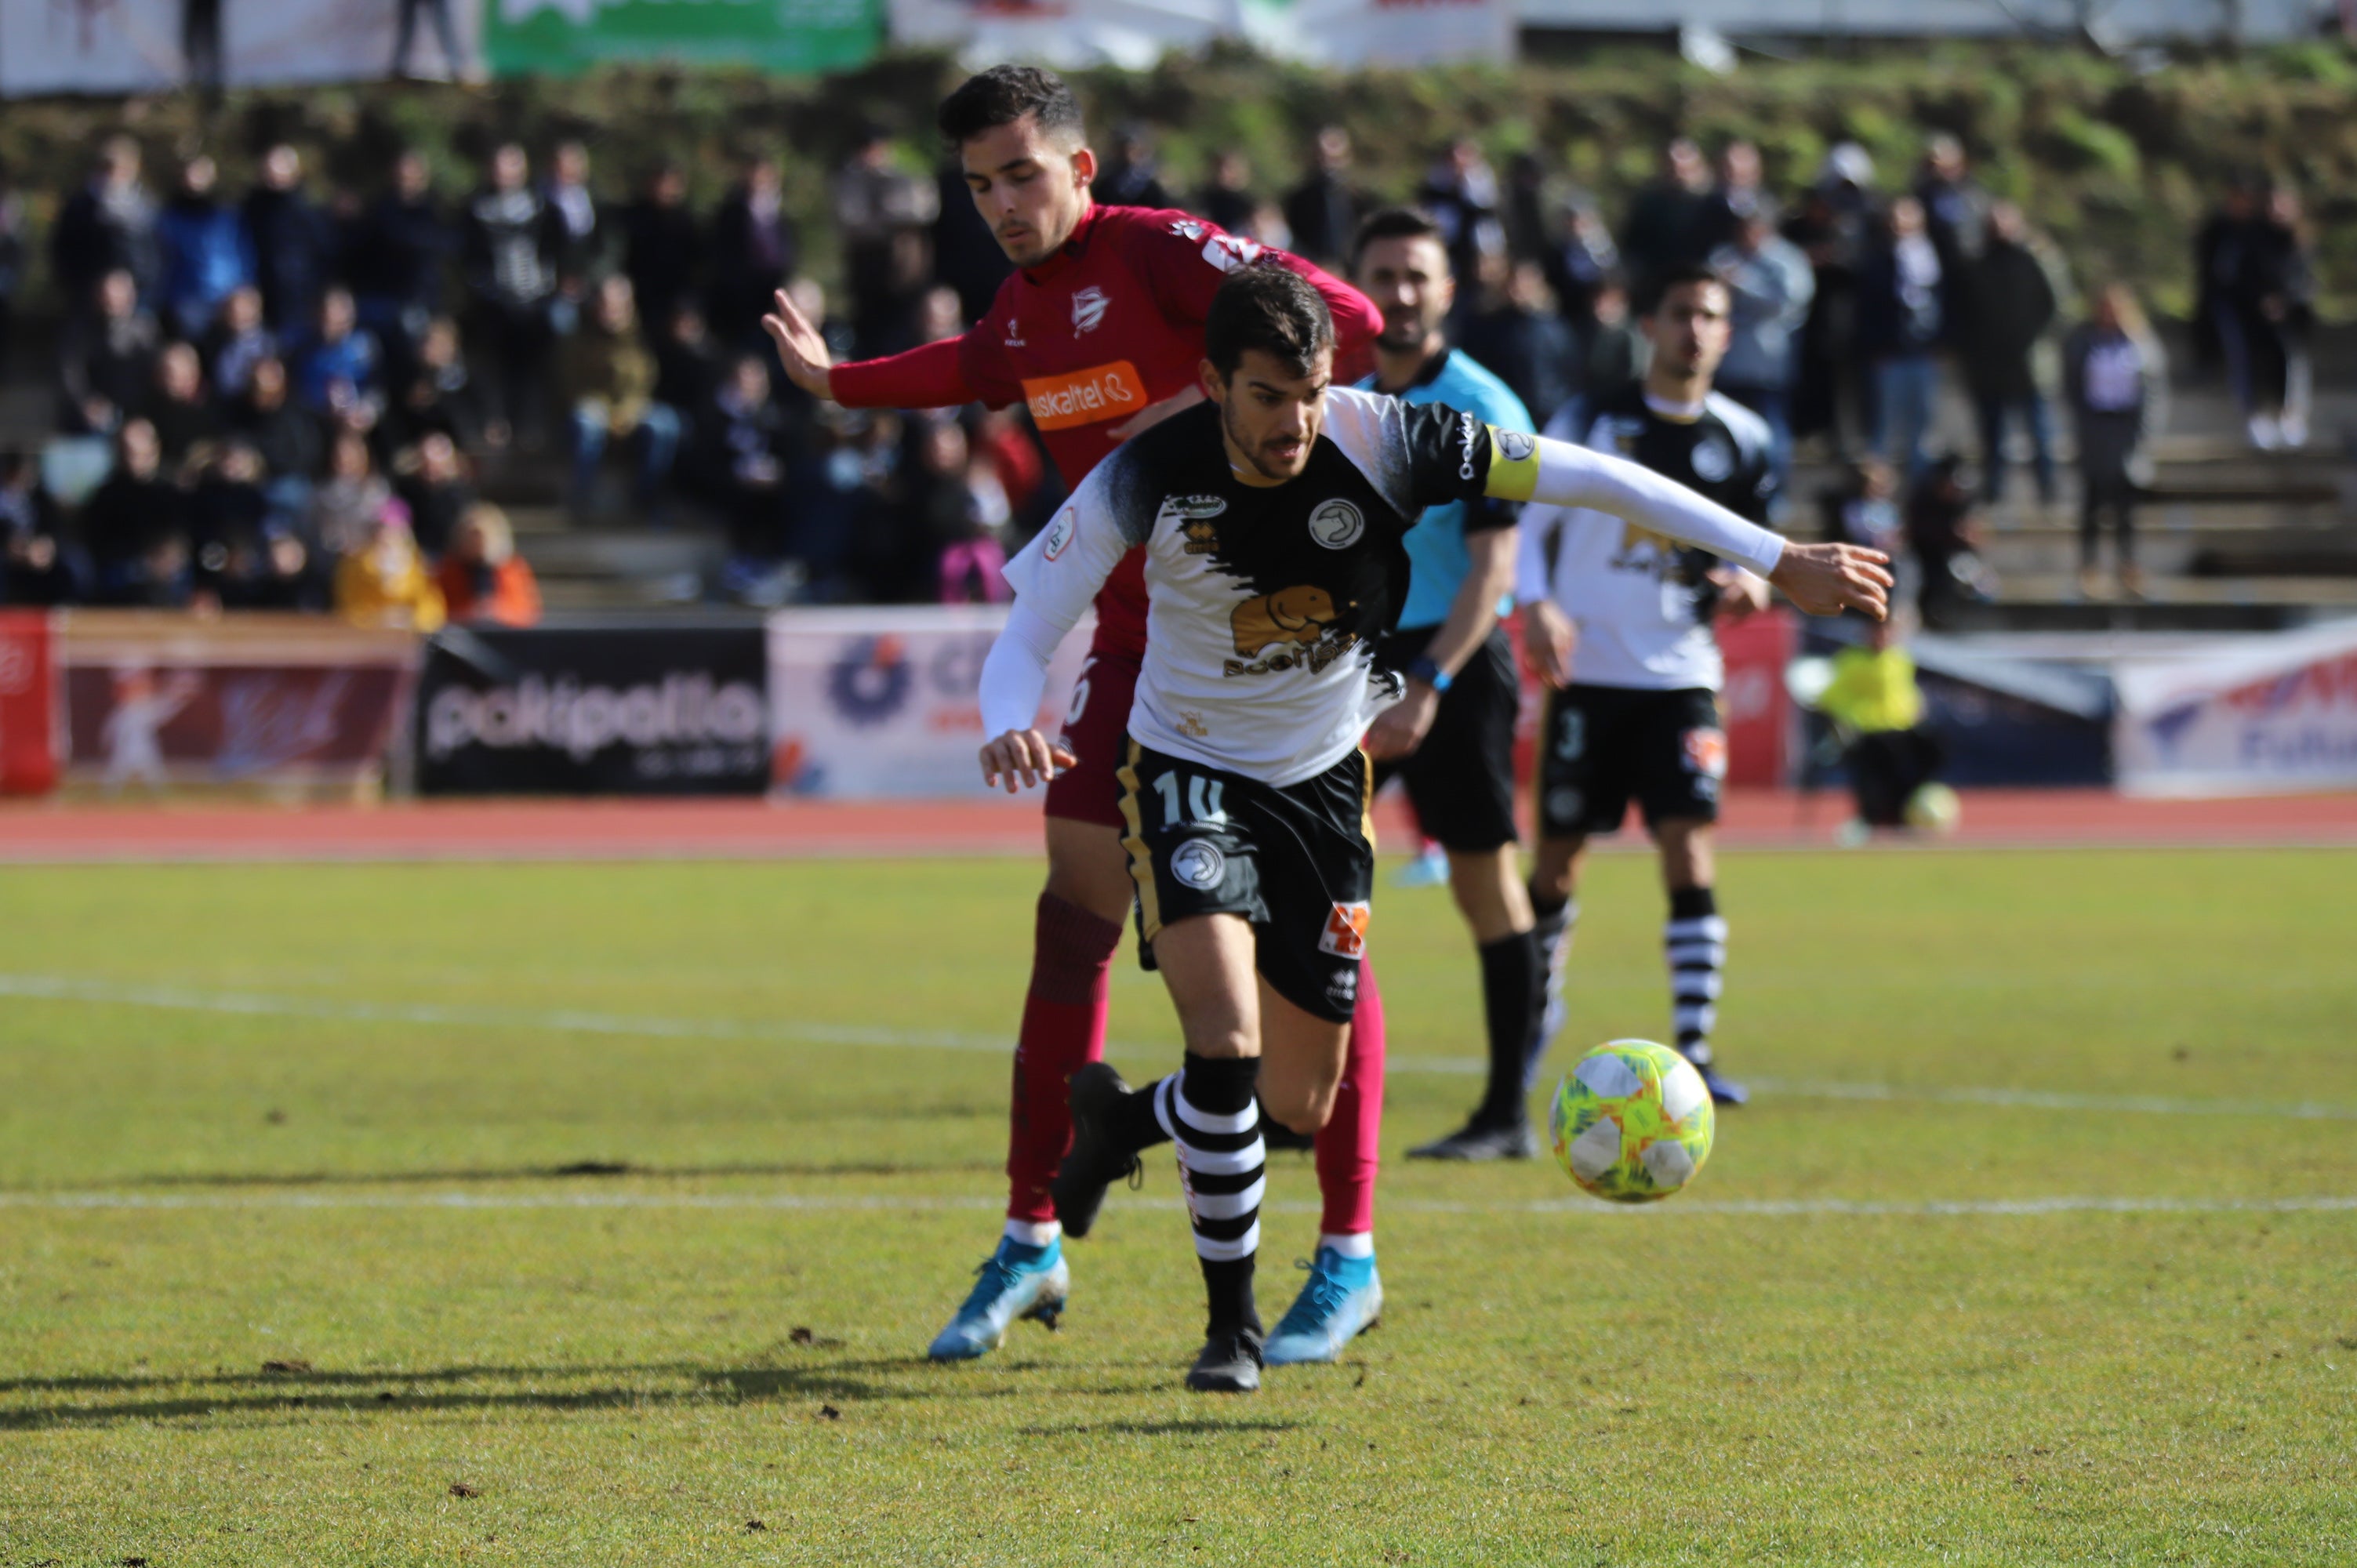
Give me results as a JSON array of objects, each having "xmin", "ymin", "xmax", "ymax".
[
  {"xmin": 1326, "ymin": 966, "xmax": 1360, "ymax": 1007},
  {"xmin": 1318, "ymin": 902, "xmax": 1371, "ymax": 959},
  {"xmin": 1307, "ymin": 499, "xmax": 1364, "ymax": 550},
  {"xmin": 1041, "ymin": 508, "xmax": 1077, "ymax": 561},
  {"xmin": 1021, "ymin": 361, "xmax": 1146, "ymax": 431},
  {"xmin": 1545, "ymin": 786, "xmax": 1585, "ymax": 824},
  {"xmin": 1691, "ymin": 434, "xmax": 1735, "ymax": 484},
  {"xmin": 1683, "ymin": 727, "xmax": 1729, "ymax": 779},
  {"xmin": 1171, "ymin": 837, "xmax": 1226, "ymax": 890}
]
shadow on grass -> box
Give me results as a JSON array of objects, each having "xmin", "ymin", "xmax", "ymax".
[
  {"xmin": 1018, "ymin": 1418, "xmax": 1301, "ymax": 1437},
  {"xmin": 98, "ymin": 1158, "xmax": 1001, "ymax": 1189},
  {"xmin": 0, "ymin": 1356, "xmax": 1171, "ymax": 1429}
]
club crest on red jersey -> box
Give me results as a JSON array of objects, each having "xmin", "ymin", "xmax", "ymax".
[{"xmin": 1072, "ymin": 286, "xmax": 1109, "ymax": 336}]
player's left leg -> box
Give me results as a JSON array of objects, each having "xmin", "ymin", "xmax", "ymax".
[
  {"xmin": 1652, "ymin": 817, "xmax": 1744, "ymax": 1106},
  {"xmin": 1402, "ymin": 634, "xmax": 1545, "ymax": 1163},
  {"xmin": 1639, "ymin": 689, "xmax": 1744, "ymax": 1106}
]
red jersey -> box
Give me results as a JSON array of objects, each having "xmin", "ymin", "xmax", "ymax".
[{"xmin": 829, "ymin": 205, "xmax": 1382, "ymax": 661}]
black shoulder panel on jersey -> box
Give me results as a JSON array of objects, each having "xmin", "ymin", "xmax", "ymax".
[{"xmin": 1100, "ymin": 401, "xmax": 1220, "ymax": 548}]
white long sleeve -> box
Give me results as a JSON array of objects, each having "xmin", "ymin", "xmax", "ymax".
[
  {"xmin": 978, "ymin": 599, "xmax": 1065, "ymax": 739},
  {"xmin": 1512, "ymin": 435, "xmax": 1785, "ymax": 579}
]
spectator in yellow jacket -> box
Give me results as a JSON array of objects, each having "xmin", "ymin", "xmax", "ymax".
[{"xmin": 333, "ymin": 498, "xmax": 445, "ymax": 631}]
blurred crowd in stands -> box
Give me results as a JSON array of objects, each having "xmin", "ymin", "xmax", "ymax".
[{"xmin": 0, "ymin": 119, "xmax": 2320, "ymax": 615}]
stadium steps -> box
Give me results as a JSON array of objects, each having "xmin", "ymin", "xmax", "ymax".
[{"xmin": 503, "ymin": 502, "xmax": 727, "ymax": 612}]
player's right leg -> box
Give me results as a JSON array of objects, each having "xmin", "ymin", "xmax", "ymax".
[{"xmin": 926, "ymin": 657, "xmax": 1138, "ymax": 1363}]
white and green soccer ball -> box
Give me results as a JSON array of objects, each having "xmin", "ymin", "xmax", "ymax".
[{"xmin": 1549, "ymin": 1039, "xmax": 1716, "ymax": 1203}]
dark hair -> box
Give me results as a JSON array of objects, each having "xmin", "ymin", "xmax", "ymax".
[
  {"xmin": 1205, "ymin": 263, "xmax": 1334, "ymax": 380},
  {"xmin": 937, "ymin": 65, "xmax": 1085, "ymax": 149},
  {"xmin": 1645, "ymin": 263, "xmax": 1728, "ymax": 316},
  {"xmin": 1348, "ymin": 206, "xmax": 1447, "ymax": 272}
]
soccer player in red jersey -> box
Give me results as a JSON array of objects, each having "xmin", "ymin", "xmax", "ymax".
[{"xmin": 762, "ymin": 66, "xmax": 1391, "ymax": 1363}]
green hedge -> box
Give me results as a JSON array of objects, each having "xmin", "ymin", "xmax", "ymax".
[{"xmin": 5, "ymin": 42, "xmax": 2352, "ymax": 318}]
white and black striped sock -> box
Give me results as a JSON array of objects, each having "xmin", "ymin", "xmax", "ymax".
[
  {"xmin": 1665, "ymin": 887, "xmax": 1727, "ymax": 1067},
  {"xmin": 1158, "ymin": 1054, "xmax": 1264, "ymax": 1335}
]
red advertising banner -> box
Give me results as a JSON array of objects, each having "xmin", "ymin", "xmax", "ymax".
[
  {"xmin": 58, "ymin": 612, "xmax": 417, "ymax": 794},
  {"xmin": 0, "ymin": 610, "xmax": 59, "ymax": 797},
  {"xmin": 1718, "ymin": 609, "xmax": 1796, "ymax": 788}
]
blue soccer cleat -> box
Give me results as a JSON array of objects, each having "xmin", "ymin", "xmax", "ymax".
[
  {"xmin": 1389, "ymin": 844, "xmax": 1451, "ymax": 889},
  {"xmin": 1262, "ymin": 1247, "xmax": 1383, "ymax": 1366},
  {"xmin": 1681, "ymin": 1051, "xmax": 1749, "ymax": 1108},
  {"xmin": 926, "ymin": 1236, "xmax": 1070, "ymax": 1361}
]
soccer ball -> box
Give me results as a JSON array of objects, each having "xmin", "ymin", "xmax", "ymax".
[
  {"xmin": 1905, "ymin": 781, "xmax": 1962, "ymax": 835},
  {"xmin": 1548, "ymin": 1039, "xmax": 1716, "ymax": 1203}
]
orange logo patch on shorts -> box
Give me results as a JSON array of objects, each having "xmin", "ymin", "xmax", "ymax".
[
  {"xmin": 1022, "ymin": 361, "xmax": 1147, "ymax": 430},
  {"xmin": 1683, "ymin": 727, "xmax": 1729, "ymax": 779},
  {"xmin": 1318, "ymin": 902, "xmax": 1371, "ymax": 959}
]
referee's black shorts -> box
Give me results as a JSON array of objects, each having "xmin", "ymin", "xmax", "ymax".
[{"xmin": 1371, "ymin": 625, "xmax": 1521, "ymax": 855}]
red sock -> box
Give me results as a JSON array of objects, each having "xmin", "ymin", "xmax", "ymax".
[
  {"xmin": 1007, "ymin": 892, "xmax": 1123, "ymax": 1225},
  {"xmin": 1316, "ymin": 958, "xmax": 1385, "ymax": 1238}
]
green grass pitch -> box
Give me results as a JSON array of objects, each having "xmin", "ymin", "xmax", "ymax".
[{"xmin": 1, "ymin": 848, "xmax": 2352, "ymax": 1565}]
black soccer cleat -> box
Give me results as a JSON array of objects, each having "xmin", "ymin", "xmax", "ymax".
[
  {"xmin": 1406, "ymin": 1118, "xmax": 1540, "ymax": 1162},
  {"xmin": 1185, "ymin": 1326, "xmax": 1265, "ymax": 1393},
  {"xmin": 1051, "ymin": 1061, "xmax": 1144, "ymax": 1239}
]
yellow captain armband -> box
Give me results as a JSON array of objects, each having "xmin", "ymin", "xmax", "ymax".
[{"xmin": 1485, "ymin": 426, "xmax": 1541, "ymax": 502}]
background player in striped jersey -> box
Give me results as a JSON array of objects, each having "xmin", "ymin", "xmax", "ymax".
[
  {"xmin": 1513, "ymin": 263, "xmax": 1782, "ymax": 1110},
  {"xmin": 988, "ymin": 265, "xmax": 1887, "ymax": 1390},
  {"xmin": 759, "ymin": 67, "xmax": 1393, "ymax": 1362},
  {"xmin": 1344, "ymin": 208, "xmax": 1552, "ymax": 1166}
]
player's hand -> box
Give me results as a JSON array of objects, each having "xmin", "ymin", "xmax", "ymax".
[
  {"xmin": 1109, "ymin": 385, "xmax": 1206, "ymax": 443},
  {"xmin": 980, "ymin": 728, "xmax": 1077, "ymax": 793},
  {"xmin": 1767, "ymin": 543, "xmax": 1894, "ymax": 620},
  {"xmin": 1713, "ymin": 569, "xmax": 1773, "ymax": 622},
  {"xmin": 761, "ymin": 288, "xmax": 837, "ymax": 402},
  {"xmin": 1365, "ymin": 683, "xmax": 1440, "ymax": 760},
  {"xmin": 1520, "ymin": 601, "xmax": 1575, "ymax": 689}
]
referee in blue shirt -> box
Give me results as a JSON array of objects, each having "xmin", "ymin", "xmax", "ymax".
[{"xmin": 1354, "ymin": 209, "xmax": 1547, "ymax": 1162}]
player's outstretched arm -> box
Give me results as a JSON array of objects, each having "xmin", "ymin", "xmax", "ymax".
[
  {"xmin": 978, "ymin": 488, "xmax": 1131, "ymax": 789},
  {"xmin": 1491, "ymin": 433, "xmax": 1894, "ymax": 620},
  {"xmin": 763, "ymin": 289, "xmax": 982, "ymax": 412}
]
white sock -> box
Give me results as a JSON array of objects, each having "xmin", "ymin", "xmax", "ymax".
[
  {"xmin": 1004, "ymin": 1218, "xmax": 1059, "ymax": 1247},
  {"xmin": 1320, "ymin": 1231, "xmax": 1374, "ymax": 1259}
]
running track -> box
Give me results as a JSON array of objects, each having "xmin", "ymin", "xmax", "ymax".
[{"xmin": 0, "ymin": 789, "xmax": 2352, "ymax": 863}]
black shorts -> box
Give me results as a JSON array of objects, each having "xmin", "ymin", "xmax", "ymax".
[
  {"xmin": 1370, "ymin": 626, "xmax": 1521, "ymax": 854},
  {"xmin": 1536, "ymin": 684, "xmax": 1726, "ymax": 839},
  {"xmin": 1117, "ymin": 738, "xmax": 1375, "ymax": 1025}
]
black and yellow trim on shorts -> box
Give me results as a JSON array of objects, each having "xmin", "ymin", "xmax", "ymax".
[
  {"xmin": 1357, "ymin": 743, "xmax": 1376, "ymax": 850},
  {"xmin": 1115, "ymin": 738, "xmax": 1162, "ymax": 942}
]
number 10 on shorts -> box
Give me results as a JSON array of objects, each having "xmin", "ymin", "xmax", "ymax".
[{"xmin": 1319, "ymin": 902, "xmax": 1371, "ymax": 959}]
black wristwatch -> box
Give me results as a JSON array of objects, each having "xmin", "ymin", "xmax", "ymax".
[{"xmin": 1407, "ymin": 656, "xmax": 1452, "ymax": 694}]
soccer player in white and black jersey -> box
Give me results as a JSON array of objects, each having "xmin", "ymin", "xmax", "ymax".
[
  {"xmin": 1513, "ymin": 263, "xmax": 1782, "ymax": 1111},
  {"xmin": 976, "ymin": 263, "xmax": 1888, "ymax": 1391}
]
